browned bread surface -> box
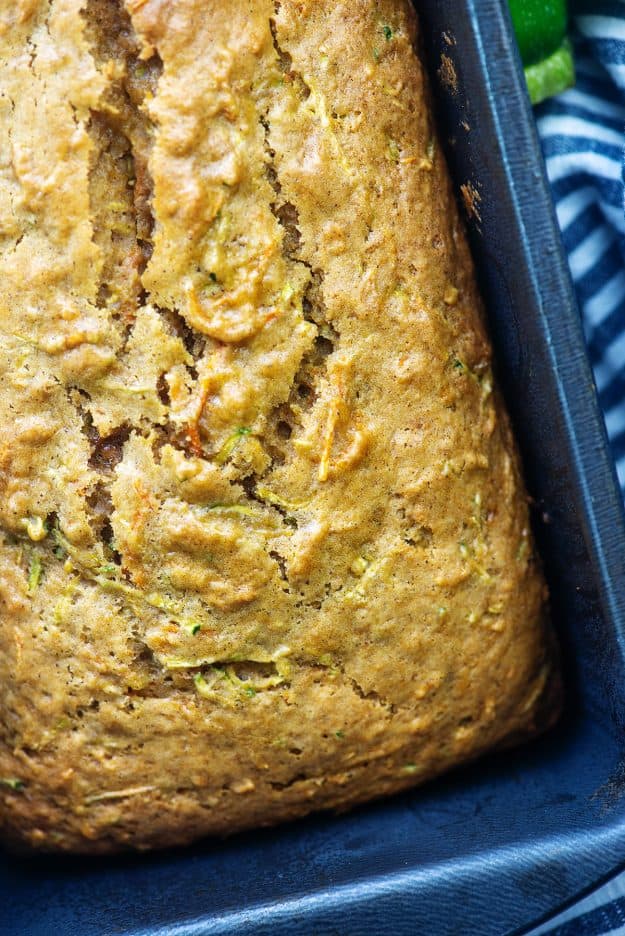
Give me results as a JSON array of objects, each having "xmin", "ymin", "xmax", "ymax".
[{"xmin": 0, "ymin": 0, "xmax": 559, "ymax": 853}]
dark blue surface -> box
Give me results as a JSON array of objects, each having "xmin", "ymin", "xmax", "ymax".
[{"xmin": 4, "ymin": 1, "xmax": 625, "ymax": 934}]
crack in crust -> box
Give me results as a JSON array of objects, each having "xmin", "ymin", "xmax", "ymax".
[{"xmin": 74, "ymin": 0, "xmax": 347, "ymax": 591}]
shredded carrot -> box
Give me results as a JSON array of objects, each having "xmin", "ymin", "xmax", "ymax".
[
  {"xmin": 187, "ymin": 381, "xmax": 211, "ymax": 454},
  {"xmin": 185, "ymin": 347, "xmax": 230, "ymax": 455}
]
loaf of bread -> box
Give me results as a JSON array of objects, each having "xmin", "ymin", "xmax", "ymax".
[{"xmin": 0, "ymin": 0, "xmax": 560, "ymax": 853}]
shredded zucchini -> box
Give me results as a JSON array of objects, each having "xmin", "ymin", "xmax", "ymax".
[
  {"xmin": 27, "ymin": 553, "xmax": 42, "ymax": 592},
  {"xmin": 215, "ymin": 427, "xmax": 252, "ymax": 465},
  {"xmin": 255, "ymin": 485, "xmax": 308, "ymax": 512},
  {"xmin": 85, "ymin": 785, "xmax": 155, "ymax": 805},
  {"xmin": 388, "ymin": 139, "xmax": 400, "ymax": 163},
  {"xmin": 206, "ymin": 503, "xmax": 258, "ymax": 518},
  {"xmin": 0, "ymin": 778, "xmax": 24, "ymax": 791}
]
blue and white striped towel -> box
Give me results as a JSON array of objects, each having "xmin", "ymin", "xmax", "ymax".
[
  {"xmin": 536, "ymin": 2, "xmax": 625, "ymax": 498},
  {"xmin": 527, "ymin": 6, "xmax": 625, "ymax": 934}
]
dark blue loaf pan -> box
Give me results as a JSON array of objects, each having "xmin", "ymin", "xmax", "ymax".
[{"xmin": 4, "ymin": 1, "xmax": 625, "ymax": 934}]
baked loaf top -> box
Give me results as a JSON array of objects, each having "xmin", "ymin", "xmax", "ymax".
[{"xmin": 0, "ymin": 0, "xmax": 559, "ymax": 853}]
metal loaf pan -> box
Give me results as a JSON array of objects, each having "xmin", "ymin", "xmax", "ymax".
[{"xmin": 4, "ymin": 1, "xmax": 625, "ymax": 933}]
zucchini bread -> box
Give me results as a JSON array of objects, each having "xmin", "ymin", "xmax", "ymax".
[{"xmin": 0, "ymin": 0, "xmax": 560, "ymax": 853}]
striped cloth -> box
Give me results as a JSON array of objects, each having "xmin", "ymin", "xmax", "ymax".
[
  {"xmin": 535, "ymin": 2, "xmax": 625, "ymax": 497},
  {"xmin": 528, "ymin": 6, "xmax": 625, "ymax": 934},
  {"xmin": 529, "ymin": 874, "xmax": 625, "ymax": 935}
]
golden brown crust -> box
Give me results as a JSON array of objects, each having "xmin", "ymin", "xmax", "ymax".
[{"xmin": 0, "ymin": 0, "xmax": 560, "ymax": 853}]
